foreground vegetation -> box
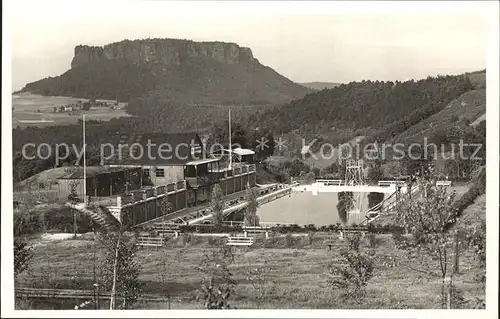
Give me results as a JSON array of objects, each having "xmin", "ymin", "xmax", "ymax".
[
  {"xmin": 13, "ymin": 169, "xmax": 486, "ymax": 310},
  {"xmin": 15, "ymin": 231, "xmax": 485, "ymax": 310}
]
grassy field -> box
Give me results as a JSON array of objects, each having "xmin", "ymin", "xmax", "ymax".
[
  {"xmin": 12, "ymin": 93, "xmax": 132, "ymax": 127},
  {"xmin": 16, "ymin": 231, "xmax": 485, "ymax": 310}
]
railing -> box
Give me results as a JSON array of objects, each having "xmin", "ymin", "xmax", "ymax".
[
  {"xmin": 362, "ymin": 183, "xmax": 423, "ymax": 224},
  {"xmin": 378, "ymin": 180, "xmax": 407, "ymax": 187},
  {"xmin": 136, "ymin": 236, "xmax": 165, "ymax": 247},
  {"xmin": 316, "ymin": 179, "xmax": 344, "ymax": 186},
  {"xmin": 156, "ymin": 185, "xmax": 165, "ymax": 194},
  {"xmin": 227, "ymin": 236, "xmax": 254, "ymax": 246},
  {"xmin": 144, "ymin": 188, "xmax": 154, "ymax": 198},
  {"xmin": 182, "ymin": 184, "xmax": 292, "ymax": 225},
  {"xmin": 15, "ymin": 287, "xmax": 167, "ymax": 302},
  {"xmin": 133, "ymin": 191, "xmax": 143, "ymax": 201},
  {"xmin": 186, "ymin": 164, "xmax": 255, "ymax": 188},
  {"xmin": 114, "ymin": 181, "xmax": 188, "ymax": 207},
  {"xmin": 166, "ymin": 183, "xmax": 175, "ymax": 192}
]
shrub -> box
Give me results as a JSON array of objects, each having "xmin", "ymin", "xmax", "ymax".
[
  {"xmin": 284, "ymin": 233, "xmax": 294, "ymax": 248},
  {"xmin": 307, "ymin": 231, "xmax": 315, "ymax": 245},
  {"xmin": 329, "ymin": 232, "xmax": 375, "ymax": 304},
  {"xmin": 304, "ymin": 224, "xmax": 317, "ymax": 232},
  {"xmin": 366, "ymin": 233, "xmax": 380, "ymax": 249},
  {"xmin": 182, "ymin": 234, "xmax": 192, "ymax": 246}
]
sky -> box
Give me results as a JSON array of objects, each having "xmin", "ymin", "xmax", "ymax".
[{"xmin": 8, "ymin": 1, "xmax": 492, "ymax": 91}]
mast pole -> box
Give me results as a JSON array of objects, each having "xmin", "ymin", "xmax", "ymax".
[
  {"xmin": 83, "ymin": 114, "xmax": 87, "ymax": 207},
  {"xmin": 228, "ymin": 108, "xmax": 232, "ymax": 170}
]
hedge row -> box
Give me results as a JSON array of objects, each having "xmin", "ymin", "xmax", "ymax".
[
  {"xmin": 14, "ymin": 207, "xmax": 97, "ymax": 237},
  {"xmin": 176, "ymin": 222, "xmax": 403, "ymax": 234}
]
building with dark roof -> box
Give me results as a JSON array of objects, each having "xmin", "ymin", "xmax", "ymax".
[
  {"xmin": 57, "ymin": 166, "xmax": 142, "ymax": 200},
  {"xmin": 103, "ymin": 132, "xmax": 205, "ymax": 186}
]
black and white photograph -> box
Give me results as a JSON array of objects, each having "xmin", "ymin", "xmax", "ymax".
[{"xmin": 2, "ymin": 1, "xmax": 499, "ymax": 317}]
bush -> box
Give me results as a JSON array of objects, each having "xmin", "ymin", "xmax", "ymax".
[
  {"xmin": 208, "ymin": 237, "xmax": 224, "ymax": 246},
  {"xmin": 14, "ymin": 210, "xmax": 42, "ymax": 236},
  {"xmin": 304, "ymin": 224, "xmax": 317, "ymax": 232},
  {"xmin": 182, "ymin": 234, "xmax": 192, "ymax": 246},
  {"xmin": 284, "ymin": 233, "xmax": 294, "ymax": 248},
  {"xmin": 307, "ymin": 232, "xmax": 315, "ymax": 245},
  {"xmin": 367, "ymin": 223, "xmax": 404, "ymax": 234},
  {"xmin": 366, "ymin": 233, "xmax": 381, "ymax": 249},
  {"xmin": 14, "ymin": 207, "xmax": 96, "ymax": 236}
]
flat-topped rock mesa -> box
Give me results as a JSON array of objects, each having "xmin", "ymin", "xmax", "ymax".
[
  {"xmin": 71, "ymin": 39, "xmax": 257, "ymax": 68},
  {"xmin": 19, "ymin": 37, "xmax": 314, "ymax": 106}
]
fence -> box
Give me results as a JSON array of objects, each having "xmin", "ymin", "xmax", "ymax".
[{"xmin": 15, "ymin": 287, "xmax": 167, "ymax": 303}]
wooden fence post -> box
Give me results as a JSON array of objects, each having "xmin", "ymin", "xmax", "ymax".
[{"xmin": 452, "ymin": 230, "xmax": 459, "ymax": 274}]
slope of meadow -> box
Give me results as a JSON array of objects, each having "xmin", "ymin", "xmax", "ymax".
[{"xmin": 392, "ymin": 89, "xmax": 486, "ymax": 145}]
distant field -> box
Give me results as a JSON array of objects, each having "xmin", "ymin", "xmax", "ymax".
[
  {"xmin": 12, "ymin": 93, "xmax": 132, "ymax": 127},
  {"xmin": 258, "ymin": 191, "xmax": 378, "ymax": 226}
]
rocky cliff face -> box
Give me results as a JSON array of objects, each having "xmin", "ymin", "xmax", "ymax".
[{"xmin": 71, "ymin": 38, "xmax": 257, "ymax": 68}]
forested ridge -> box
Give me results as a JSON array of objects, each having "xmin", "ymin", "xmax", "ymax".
[
  {"xmin": 13, "ymin": 72, "xmax": 483, "ymax": 182},
  {"xmin": 253, "ymin": 75, "xmax": 474, "ymax": 142}
]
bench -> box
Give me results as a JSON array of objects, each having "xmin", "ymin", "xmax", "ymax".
[
  {"xmin": 136, "ymin": 236, "xmax": 165, "ymax": 248},
  {"xmin": 153, "ymin": 223, "xmax": 182, "ymax": 238},
  {"xmin": 242, "ymin": 226, "xmax": 271, "ymax": 239},
  {"xmin": 226, "ymin": 236, "xmax": 254, "ymax": 246},
  {"xmin": 436, "ymin": 180, "xmax": 452, "ymax": 187},
  {"xmin": 325, "ymin": 241, "xmax": 348, "ymax": 251},
  {"xmin": 339, "ymin": 229, "xmax": 367, "ymax": 240}
]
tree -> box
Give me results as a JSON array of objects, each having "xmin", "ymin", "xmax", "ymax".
[
  {"xmin": 68, "ymin": 180, "xmax": 81, "ymax": 204},
  {"xmin": 98, "ymin": 231, "xmax": 143, "ymax": 309},
  {"xmin": 244, "ymin": 183, "xmax": 260, "ymax": 227},
  {"xmin": 302, "ymin": 171, "xmax": 316, "ymax": 184},
  {"xmin": 68, "ymin": 181, "xmax": 81, "ymax": 239},
  {"xmin": 159, "ymin": 197, "xmax": 173, "ymax": 217},
  {"xmin": 158, "ymin": 249, "xmax": 185, "ymax": 309},
  {"xmin": 210, "ymin": 184, "xmax": 225, "ymax": 229},
  {"xmin": 385, "ymin": 161, "xmax": 407, "ymax": 179},
  {"xmin": 14, "ymin": 237, "xmax": 33, "ymax": 278},
  {"xmin": 367, "ymin": 164, "xmax": 384, "ymax": 185},
  {"xmin": 463, "ymin": 220, "xmax": 486, "ymax": 308},
  {"xmin": 253, "ymin": 130, "xmax": 275, "ymax": 162},
  {"xmin": 213, "ymin": 121, "xmax": 251, "ymax": 149},
  {"xmin": 329, "ymin": 232, "xmax": 375, "ymax": 304},
  {"xmin": 246, "ymin": 260, "xmax": 274, "ymax": 308},
  {"xmin": 197, "ymin": 244, "xmax": 236, "ymax": 309},
  {"xmin": 393, "ymin": 167, "xmax": 462, "ymax": 308},
  {"xmin": 337, "ymin": 192, "xmax": 353, "ymax": 225}
]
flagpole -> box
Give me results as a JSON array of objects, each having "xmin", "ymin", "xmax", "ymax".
[
  {"xmin": 83, "ymin": 114, "xmax": 87, "ymax": 207},
  {"xmin": 228, "ymin": 108, "xmax": 232, "ymax": 170}
]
